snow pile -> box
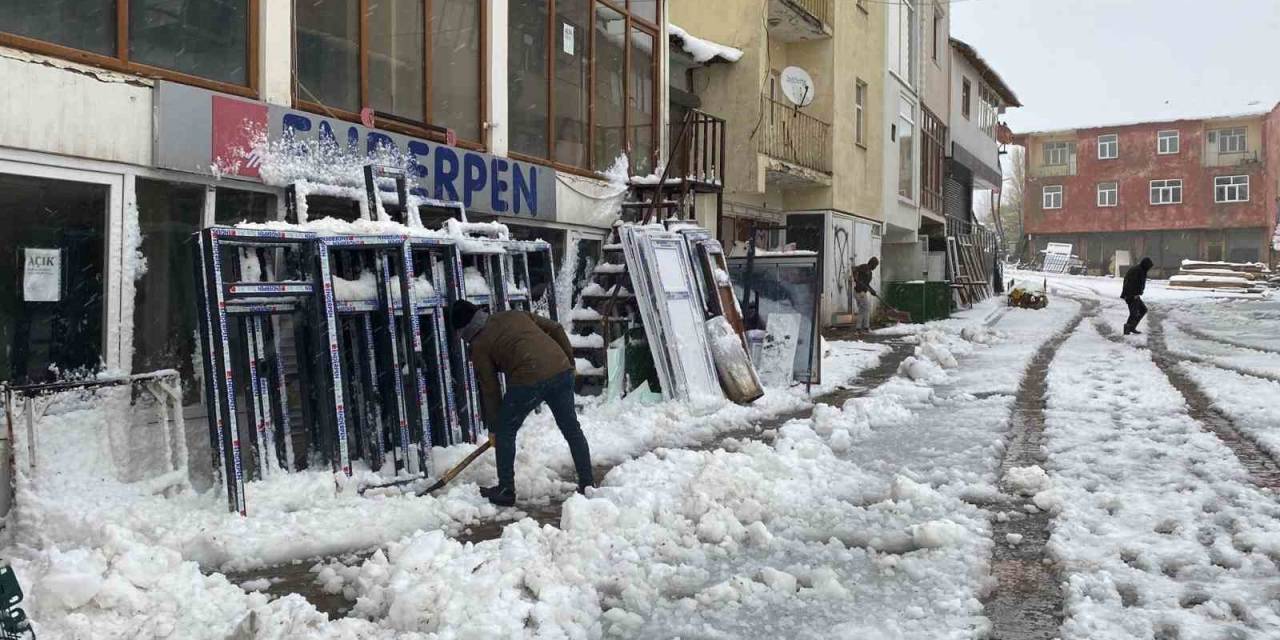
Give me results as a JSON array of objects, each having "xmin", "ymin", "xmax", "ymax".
[
  {"xmin": 462, "ymin": 266, "xmax": 491, "ymax": 296},
  {"xmin": 1003, "ymin": 465, "xmax": 1050, "ymax": 496},
  {"xmin": 332, "ymin": 271, "xmax": 437, "ymax": 302},
  {"xmin": 320, "ymin": 427, "xmax": 990, "ymax": 637}
]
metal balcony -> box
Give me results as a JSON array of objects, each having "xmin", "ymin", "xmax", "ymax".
[
  {"xmin": 767, "ymin": 0, "xmax": 833, "ymax": 42},
  {"xmin": 757, "ymin": 95, "xmax": 832, "ymax": 186}
]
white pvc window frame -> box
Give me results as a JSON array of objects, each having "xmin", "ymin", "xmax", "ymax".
[
  {"xmin": 1150, "ymin": 179, "xmax": 1183, "ymax": 205},
  {"xmin": 1042, "ymin": 185, "xmax": 1063, "ymax": 209},
  {"xmin": 1097, "ymin": 134, "xmax": 1118, "ymax": 160},
  {"xmin": 1214, "ymin": 175, "xmax": 1249, "ymax": 203},
  {"xmin": 1097, "ymin": 182, "xmax": 1118, "ymax": 207},
  {"xmin": 1157, "ymin": 130, "xmax": 1179, "ymax": 155}
]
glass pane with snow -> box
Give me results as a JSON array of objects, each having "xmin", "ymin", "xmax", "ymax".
[{"xmin": 592, "ymin": 4, "xmax": 626, "ymax": 171}]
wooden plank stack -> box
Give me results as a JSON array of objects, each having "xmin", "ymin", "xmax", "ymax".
[
  {"xmin": 1168, "ymin": 259, "xmax": 1273, "ymax": 293},
  {"xmin": 947, "ymin": 234, "xmax": 994, "ymax": 307}
]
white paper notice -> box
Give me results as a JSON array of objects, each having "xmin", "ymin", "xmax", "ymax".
[
  {"xmin": 563, "ymin": 23, "xmax": 575, "ymax": 55},
  {"xmin": 23, "ymin": 248, "xmax": 61, "ymax": 302}
]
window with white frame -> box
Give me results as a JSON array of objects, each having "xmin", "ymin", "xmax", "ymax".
[
  {"xmin": 1214, "ymin": 127, "xmax": 1247, "ymax": 153},
  {"xmin": 1215, "ymin": 175, "xmax": 1249, "ymax": 203},
  {"xmin": 1150, "ymin": 179, "xmax": 1183, "ymax": 205},
  {"xmin": 978, "ymin": 84, "xmax": 999, "ymax": 138},
  {"xmin": 1044, "ymin": 141, "xmax": 1072, "ymax": 166},
  {"xmin": 1097, "ymin": 182, "xmax": 1118, "ymax": 207},
  {"xmin": 1042, "ymin": 185, "xmax": 1063, "ymax": 209},
  {"xmin": 855, "ymin": 79, "xmax": 867, "ymax": 146},
  {"xmin": 1097, "ymin": 134, "xmax": 1118, "ymax": 159},
  {"xmin": 1157, "ymin": 130, "xmax": 1179, "ymax": 154}
]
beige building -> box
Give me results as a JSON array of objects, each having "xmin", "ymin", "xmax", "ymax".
[{"xmin": 670, "ymin": 0, "xmax": 886, "ymax": 323}]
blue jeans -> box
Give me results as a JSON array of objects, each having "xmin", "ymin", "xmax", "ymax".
[{"xmin": 494, "ymin": 370, "xmax": 593, "ymax": 491}]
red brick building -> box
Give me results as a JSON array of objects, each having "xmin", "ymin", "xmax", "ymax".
[{"xmin": 1016, "ymin": 104, "xmax": 1280, "ymax": 276}]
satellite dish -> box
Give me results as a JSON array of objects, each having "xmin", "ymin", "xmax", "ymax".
[{"xmin": 779, "ymin": 66, "xmax": 815, "ymax": 107}]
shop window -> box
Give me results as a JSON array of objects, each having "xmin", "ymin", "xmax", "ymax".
[
  {"xmin": 295, "ymin": 0, "xmax": 484, "ymax": 144},
  {"xmin": 132, "ymin": 179, "xmax": 204, "ymax": 400},
  {"xmin": 0, "ymin": 173, "xmax": 108, "ymax": 384},
  {"xmin": 594, "ymin": 5, "xmax": 627, "ymax": 172},
  {"xmin": 509, "ymin": 0, "xmax": 661, "ymax": 173},
  {"xmin": 0, "ymin": 0, "xmax": 254, "ymax": 93},
  {"xmin": 129, "ymin": 0, "xmax": 250, "ymax": 86},
  {"xmin": 430, "ymin": 0, "xmax": 482, "ymax": 141}
]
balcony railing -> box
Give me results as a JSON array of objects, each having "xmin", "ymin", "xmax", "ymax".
[
  {"xmin": 669, "ymin": 109, "xmax": 726, "ymax": 186},
  {"xmin": 757, "ymin": 95, "xmax": 832, "ymax": 175},
  {"xmin": 786, "ymin": 0, "xmax": 831, "ymax": 25}
]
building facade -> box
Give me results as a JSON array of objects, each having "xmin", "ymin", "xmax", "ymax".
[
  {"xmin": 0, "ymin": 1, "xmax": 671, "ymax": 389},
  {"xmin": 1017, "ymin": 105, "xmax": 1280, "ymax": 276},
  {"xmin": 947, "ymin": 38, "xmax": 1019, "ymax": 231},
  {"xmin": 670, "ymin": 0, "xmax": 887, "ymax": 324}
]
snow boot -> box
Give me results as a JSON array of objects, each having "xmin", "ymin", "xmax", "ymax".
[
  {"xmin": 1130, "ymin": 329, "xmax": 1143, "ymax": 335},
  {"xmin": 482, "ymin": 485, "xmax": 516, "ymax": 507}
]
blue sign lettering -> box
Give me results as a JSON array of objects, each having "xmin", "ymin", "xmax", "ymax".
[{"xmin": 268, "ymin": 110, "xmax": 555, "ymax": 220}]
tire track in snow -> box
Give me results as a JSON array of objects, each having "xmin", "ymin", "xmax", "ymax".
[
  {"xmin": 1171, "ymin": 321, "xmax": 1280, "ymax": 357},
  {"xmin": 984, "ymin": 298, "xmax": 1095, "ymax": 640},
  {"xmin": 1148, "ymin": 313, "xmax": 1280, "ymax": 492}
]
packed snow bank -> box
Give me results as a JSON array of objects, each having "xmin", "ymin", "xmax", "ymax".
[{"xmin": 1043, "ymin": 323, "xmax": 1280, "ymax": 638}]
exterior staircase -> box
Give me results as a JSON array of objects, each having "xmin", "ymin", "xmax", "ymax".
[{"xmin": 569, "ymin": 109, "xmax": 726, "ymax": 395}]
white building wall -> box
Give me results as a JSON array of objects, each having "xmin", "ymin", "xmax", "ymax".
[
  {"xmin": 0, "ymin": 49, "xmax": 153, "ymax": 166},
  {"xmin": 949, "ymin": 54, "xmax": 1000, "ymax": 180}
]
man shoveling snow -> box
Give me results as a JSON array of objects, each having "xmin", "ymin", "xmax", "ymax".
[
  {"xmin": 1121, "ymin": 256, "xmax": 1153, "ymax": 335},
  {"xmin": 450, "ymin": 300, "xmax": 595, "ymax": 506}
]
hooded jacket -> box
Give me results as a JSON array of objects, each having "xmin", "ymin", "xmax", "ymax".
[{"xmin": 1121, "ymin": 257, "xmax": 1154, "ymax": 299}]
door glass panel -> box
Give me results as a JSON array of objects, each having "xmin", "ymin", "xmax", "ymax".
[
  {"xmin": 132, "ymin": 179, "xmax": 204, "ymax": 401},
  {"xmin": 0, "ymin": 173, "xmax": 108, "ymax": 383},
  {"xmin": 216, "ymin": 188, "xmax": 277, "ymax": 225},
  {"xmin": 628, "ymin": 28, "xmax": 655, "ymax": 174}
]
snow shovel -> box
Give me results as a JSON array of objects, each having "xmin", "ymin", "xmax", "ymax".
[
  {"xmin": 416, "ymin": 436, "xmax": 494, "ymax": 496},
  {"xmin": 872, "ymin": 291, "xmax": 911, "ymax": 324},
  {"xmin": 357, "ymin": 435, "xmax": 494, "ymax": 496}
]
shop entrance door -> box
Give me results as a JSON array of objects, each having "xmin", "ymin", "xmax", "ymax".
[{"xmin": 0, "ymin": 162, "xmax": 123, "ymax": 384}]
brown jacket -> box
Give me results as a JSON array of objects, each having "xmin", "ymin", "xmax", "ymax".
[{"xmin": 469, "ymin": 311, "xmax": 574, "ymax": 426}]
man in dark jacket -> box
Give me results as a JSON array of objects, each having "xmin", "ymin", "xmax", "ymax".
[
  {"xmin": 1121, "ymin": 257, "xmax": 1154, "ymax": 335},
  {"xmin": 450, "ymin": 300, "xmax": 593, "ymax": 506},
  {"xmin": 852, "ymin": 257, "xmax": 879, "ymax": 331}
]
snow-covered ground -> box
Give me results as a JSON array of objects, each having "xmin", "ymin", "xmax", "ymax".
[{"xmin": 8, "ymin": 271, "xmax": 1279, "ymax": 639}]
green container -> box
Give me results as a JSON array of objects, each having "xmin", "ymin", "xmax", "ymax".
[{"xmin": 883, "ymin": 281, "xmax": 952, "ymax": 323}]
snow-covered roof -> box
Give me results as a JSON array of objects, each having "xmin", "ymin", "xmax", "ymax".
[
  {"xmin": 950, "ymin": 38, "xmax": 1021, "ymax": 108},
  {"xmin": 668, "ymin": 24, "xmax": 743, "ymax": 64},
  {"xmin": 1015, "ymin": 103, "xmax": 1277, "ymax": 137}
]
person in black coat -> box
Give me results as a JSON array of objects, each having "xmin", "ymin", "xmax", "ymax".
[{"xmin": 1121, "ymin": 257, "xmax": 1154, "ymax": 335}]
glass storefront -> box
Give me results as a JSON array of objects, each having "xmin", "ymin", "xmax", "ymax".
[{"xmin": 0, "ymin": 172, "xmax": 108, "ymax": 383}]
